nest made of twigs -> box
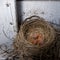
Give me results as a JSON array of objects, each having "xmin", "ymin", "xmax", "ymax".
[{"xmin": 13, "ymin": 16, "xmax": 56, "ymax": 59}]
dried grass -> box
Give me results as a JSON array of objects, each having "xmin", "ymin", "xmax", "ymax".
[{"xmin": 13, "ymin": 16, "xmax": 56, "ymax": 60}]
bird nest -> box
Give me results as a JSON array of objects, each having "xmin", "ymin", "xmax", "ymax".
[{"xmin": 13, "ymin": 16, "xmax": 55, "ymax": 59}]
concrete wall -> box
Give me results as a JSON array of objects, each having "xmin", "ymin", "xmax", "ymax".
[
  {"xmin": 0, "ymin": 0, "xmax": 17, "ymax": 59},
  {"xmin": 0, "ymin": 0, "xmax": 17, "ymax": 44},
  {"xmin": 17, "ymin": 1, "xmax": 60, "ymax": 29}
]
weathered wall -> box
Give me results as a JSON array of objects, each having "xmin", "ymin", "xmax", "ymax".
[
  {"xmin": 0, "ymin": 0, "xmax": 17, "ymax": 47},
  {"xmin": 17, "ymin": 1, "xmax": 60, "ymax": 29},
  {"xmin": 0, "ymin": 0, "xmax": 17, "ymax": 59}
]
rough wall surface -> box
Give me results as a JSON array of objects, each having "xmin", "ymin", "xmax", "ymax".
[
  {"xmin": 17, "ymin": 1, "xmax": 60, "ymax": 29},
  {"xmin": 0, "ymin": 0, "xmax": 17, "ymax": 59}
]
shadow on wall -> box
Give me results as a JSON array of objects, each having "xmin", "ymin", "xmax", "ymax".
[{"xmin": 16, "ymin": 1, "xmax": 23, "ymax": 32}]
